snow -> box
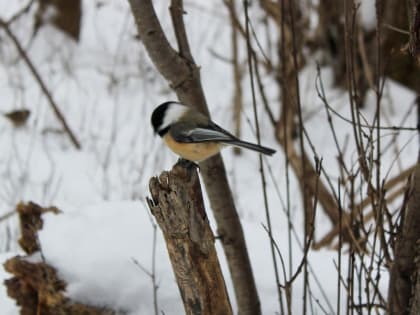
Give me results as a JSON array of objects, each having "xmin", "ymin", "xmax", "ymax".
[
  {"xmin": 0, "ymin": 0, "xmax": 418, "ymax": 314},
  {"xmin": 38, "ymin": 201, "xmax": 183, "ymax": 314},
  {"xmin": 359, "ymin": 0, "xmax": 377, "ymax": 31}
]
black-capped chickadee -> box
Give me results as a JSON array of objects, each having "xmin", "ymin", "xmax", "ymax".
[{"xmin": 151, "ymin": 101, "xmax": 276, "ymax": 162}]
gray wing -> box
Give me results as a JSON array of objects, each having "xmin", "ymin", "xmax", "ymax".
[
  {"xmin": 171, "ymin": 122, "xmax": 236, "ymax": 143},
  {"xmin": 170, "ymin": 122, "xmax": 276, "ymax": 155}
]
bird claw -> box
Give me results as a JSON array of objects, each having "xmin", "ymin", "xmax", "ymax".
[{"xmin": 177, "ymin": 158, "xmax": 200, "ymax": 170}]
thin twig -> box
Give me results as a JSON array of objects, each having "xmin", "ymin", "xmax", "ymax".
[
  {"xmin": 0, "ymin": 210, "xmax": 16, "ymax": 222},
  {"xmin": 382, "ymin": 23, "xmax": 410, "ymax": 35},
  {"xmin": 287, "ymin": 1, "xmax": 310, "ymax": 313},
  {"xmin": 285, "ymin": 159, "xmax": 320, "ymax": 286},
  {"xmin": 315, "ymin": 70, "xmax": 417, "ymax": 132},
  {"xmin": 337, "ymin": 181, "xmax": 342, "ymax": 315},
  {"xmin": 243, "ymin": 2, "xmax": 284, "ymax": 314},
  {"xmin": 5, "ymin": 0, "xmax": 36, "ymax": 25},
  {"xmin": 228, "ymin": 0, "xmax": 244, "ymax": 151},
  {"xmin": 253, "ymin": 51, "xmax": 276, "ymax": 126}
]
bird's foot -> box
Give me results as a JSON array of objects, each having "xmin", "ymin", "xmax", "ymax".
[{"xmin": 177, "ymin": 158, "xmax": 200, "ymax": 170}]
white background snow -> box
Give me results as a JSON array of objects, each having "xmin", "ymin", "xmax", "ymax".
[{"xmin": 0, "ymin": 0, "xmax": 417, "ymax": 314}]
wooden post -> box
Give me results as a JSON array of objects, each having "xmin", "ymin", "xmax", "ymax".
[{"xmin": 147, "ymin": 162, "xmax": 232, "ymax": 315}]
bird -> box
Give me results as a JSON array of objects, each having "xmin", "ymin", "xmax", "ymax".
[{"xmin": 151, "ymin": 101, "xmax": 276, "ymax": 162}]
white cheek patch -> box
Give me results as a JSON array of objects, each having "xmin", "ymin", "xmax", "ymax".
[{"xmin": 159, "ymin": 104, "xmax": 188, "ymax": 131}]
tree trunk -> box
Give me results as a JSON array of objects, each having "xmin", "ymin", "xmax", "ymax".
[
  {"xmin": 409, "ymin": 239, "xmax": 420, "ymax": 315},
  {"xmin": 410, "ymin": 0, "xmax": 420, "ymax": 65},
  {"xmin": 388, "ymin": 159, "xmax": 420, "ymax": 315}
]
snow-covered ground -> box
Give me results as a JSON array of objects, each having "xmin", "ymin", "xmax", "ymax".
[{"xmin": 0, "ymin": 0, "xmax": 417, "ymax": 314}]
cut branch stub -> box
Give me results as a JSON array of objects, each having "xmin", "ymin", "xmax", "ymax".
[{"xmin": 147, "ymin": 162, "xmax": 232, "ymax": 315}]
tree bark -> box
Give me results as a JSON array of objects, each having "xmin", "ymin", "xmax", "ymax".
[
  {"xmin": 388, "ymin": 160, "xmax": 420, "ymax": 315},
  {"xmin": 409, "ymin": 239, "xmax": 420, "ymax": 315},
  {"xmin": 381, "ymin": 0, "xmax": 420, "ymax": 94},
  {"xmin": 410, "ymin": 0, "xmax": 420, "ymax": 65},
  {"xmin": 147, "ymin": 162, "xmax": 232, "ymax": 315},
  {"xmin": 128, "ymin": 1, "xmax": 261, "ymax": 314}
]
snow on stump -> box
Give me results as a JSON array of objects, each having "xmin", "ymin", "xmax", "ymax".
[
  {"xmin": 147, "ymin": 161, "xmax": 233, "ymax": 315},
  {"xmin": 3, "ymin": 202, "xmax": 118, "ymax": 315}
]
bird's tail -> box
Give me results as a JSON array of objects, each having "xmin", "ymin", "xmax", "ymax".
[{"xmin": 226, "ymin": 140, "xmax": 276, "ymax": 155}]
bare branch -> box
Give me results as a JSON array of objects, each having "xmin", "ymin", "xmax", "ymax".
[
  {"xmin": 170, "ymin": 0, "xmax": 195, "ymax": 64},
  {"xmin": 128, "ymin": 0, "xmax": 194, "ymax": 95},
  {"xmin": 243, "ymin": 1, "xmax": 284, "ymax": 313}
]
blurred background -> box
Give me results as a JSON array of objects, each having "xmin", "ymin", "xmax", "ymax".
[{"xmin": 0, "ymin": 0, "xmax": 419, "ymax": 314}]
